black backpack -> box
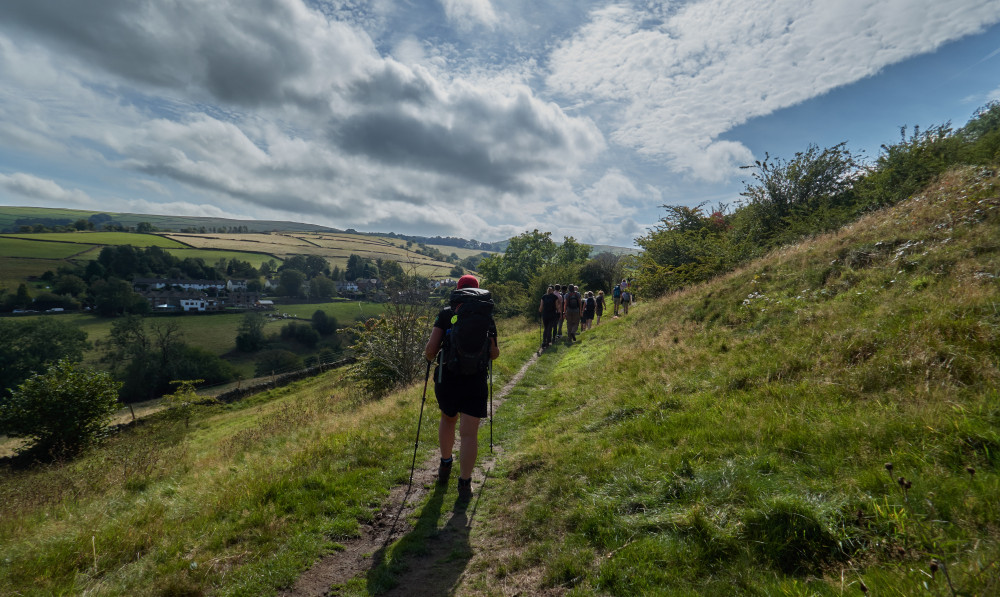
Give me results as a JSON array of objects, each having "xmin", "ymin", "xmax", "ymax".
[
  {"xmin": 566, "ymin": 292, "xmax": 580, "ymax": 310},
  {"xmin": 442, "ymin": 288, "xmax": 495, "ymax": 375}
]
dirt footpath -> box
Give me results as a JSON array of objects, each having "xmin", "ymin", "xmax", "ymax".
[{"xmin": 281, "ymin": 352, "xmax": 540, "ymax": 596}]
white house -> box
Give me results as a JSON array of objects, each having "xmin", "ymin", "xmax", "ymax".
[{"xmin": 179, "ymin": 298, "xmax": 212, "ymax": 312}]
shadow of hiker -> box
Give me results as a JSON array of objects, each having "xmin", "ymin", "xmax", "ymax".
[{"xmin": 365, "ymin": 483, "xmax": 472, "ymax": 596}]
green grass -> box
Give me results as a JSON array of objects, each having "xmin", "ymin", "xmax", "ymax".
[
  {"xmin": 0, "ymin": 237, "xmax": 97, "ymax": 258},
  {"xmin": 164, "ymin": 248, "xmax": 281, "ymax": 268},
  {"xmin": 276, "ymin": 300, "xmax": 388, "ymax": 323},
  {"xmin": 457, "ymin": 166, "xmax": 1000, "ymax": 595},
  {"xmin": 0, "ymin": 257, "xmax": 73, "ymax": 289},
  {"xmin": 15, "ymin": 302, "xmax": 384, "ymax": 370},
  {"xmin": 15, "ymin": 312, "xmax": 283, "ymax": 367},
  {"xmin": 1, "ymin": 231, "xmax": 189, "ymax": 247}
]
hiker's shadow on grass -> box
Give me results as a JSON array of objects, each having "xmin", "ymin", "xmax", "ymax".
[{"xmin": 366, "ymin": 483, "xmax": 471, "ymax": 596}]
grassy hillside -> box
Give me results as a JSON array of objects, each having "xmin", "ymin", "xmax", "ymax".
[
  {"xmin": 462, "ymin": 165, "xmax": 999, "ymax": 595},
  {"xmin": 0, "ymin": 165, "xmax": 996, "ymax": 595},
  {"xmin": 0, "ymin": 206, "xmax": 335, "ymax": 234}
]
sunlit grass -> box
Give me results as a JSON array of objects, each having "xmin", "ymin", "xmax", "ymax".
[{"xmin": 463, "ymin": 166, "xmax": 1000, "ymax": 595}]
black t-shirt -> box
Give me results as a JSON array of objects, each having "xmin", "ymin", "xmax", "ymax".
[{"xmin": 540, "ymin": 293, "xmax": 558, "ymax": 317}]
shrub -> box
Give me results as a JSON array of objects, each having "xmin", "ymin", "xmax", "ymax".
[
  {"xmin": 254, "ymin": 350, "xmax": 303, "ymax": 377},
  {"xmin": 0, "ymin": 360, "xmax": 121, "ymax": 459}
]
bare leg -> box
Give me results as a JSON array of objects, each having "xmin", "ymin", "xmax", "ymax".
[
  {"xmin": 458, "ymin": 414, "xmax": 480, "ymax": 479},
  {"xmin": 439, "ymin": 412, "xmax": 457, "ymax": 460}
]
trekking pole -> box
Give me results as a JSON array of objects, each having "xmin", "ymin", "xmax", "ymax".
[
  {"xmin": 408, "ymin": 359, "xmax": 433, "ymax": 490},
  {"xmin": 489, "ymin": 359, "xmax": 494, "ymax": 453}
]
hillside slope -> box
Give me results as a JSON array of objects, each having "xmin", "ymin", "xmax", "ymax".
[{"xmin": 460, "ymin": 165, "xmax": 999, "ymax": 595}]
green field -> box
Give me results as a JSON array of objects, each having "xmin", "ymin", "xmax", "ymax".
[
  {"xmin": 0, "ymin": 237, "xmax": 96, "ymax": 259},
  {"xmin": 165, "ymin": 248, "xmax": 281, "ymax": 268},
  {"xmin": 1, "ymin": 231, "xmax": 189, "ymax": 247},
  {"xmin": 277, "ymin": 300, "xmax": 389, "ymax": 322},
  {"xmin": 0, "ymin": 257, "xmax": 71, "ymax": 289},
  {"xmin": 13, "ymin": 301, "xmax": 383, "ymax": 367}
]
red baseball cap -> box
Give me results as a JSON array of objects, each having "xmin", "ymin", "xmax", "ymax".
[{"xmin": 457, "ymin": 274, "xmax": 479, "ymax": 289}]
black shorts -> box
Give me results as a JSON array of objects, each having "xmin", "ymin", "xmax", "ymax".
[{"xmin": 434, "ymin": 365, "xmax": 489, "ymax": 418}]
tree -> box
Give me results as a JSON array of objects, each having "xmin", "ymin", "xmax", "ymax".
[
  {"xmin": 236, "ymin": 312, "xmax": 267, "ymax": 352},
  {"xmin": 259, "ymin": 260, "xmax": 275, "ymax": 278},
  {"xmin": 101, "ymin": 316, "xmax": 233, "ymax": 403},
  {"xmin": 346, "ymin": 254, "xmax": 377, "ymax": 281},
  {"xmin": 0, "ymin": 360, "xmax": 121, "ymax": 459},
  {"xmin": 311, "ymin": 310, "xmax": 338, "ymax": 336},
  {"xmin": 278, "ymin": 269, "xmax": 306, "ymax": 297},
  {"xmin": 308, "ymin": 274, "xmax": 336, "ymax": 300},
  {"xmin": 91, "ymin": 278, "xmax": 149, "ymax": 317},
  {"xmin": 739, "ymin": 143, "xmax": 859, "ymax": 245},
  {"xmin": 345, "ymin": 274, "xmax": 432, "ymax": 398},
  {"xmin": 280, "ymin": 321, "xmax": 320, "ymax": 348},
  {"xmin": 579, "ymin": 252, "xmax": 627, "ymax": 294},
  {"xmin": 254, "ymin": 350, "xmax": 303, "ymax": 377},
  {"xmin": 53, "ymin": 273, "xmax": 87, "ymax": 297},
  {"xmin": 305, "ymin": 255, "xmax": 330, "ymax": 278},
  {"xmin": 6, "ymin": 283, "xmax": 32, "ymax": 310},
  {"xmin": 555, "ymin": 236, "xmax": 592, "ymax": 265},
  {"xmin": 0, "ymin": 318, "xmax": 89, "ymax": 394},
  {"xmin": 479, "ymin": 229, "xmax": 556, "ymax": 288}
]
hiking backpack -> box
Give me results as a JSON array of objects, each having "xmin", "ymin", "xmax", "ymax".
[
  {"xmin": 566, "ymin": 292, "xmax": 580, "ymax": 310},
  {"xmin": 613, "ymin": 285, "xmax": 621, "ymax": 299},
  {"xmin": 442, "ymin": 287, "xmax": 495, "ymax": 376}
]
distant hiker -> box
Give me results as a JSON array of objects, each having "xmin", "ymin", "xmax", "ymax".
[
  {"xmin": 563, "ymin": 284, "xmax": 583, "ymax": 342},
  {"xmin": 595, "ymin": 290, "xmax": 606, "ymax": 325},
  {"xmin": 538, "ymin": 285, "xmax": 561, "ymax": 348},
  {"xmin": 612, "ymin": 283, "xmax": 622, "ymax": 317},
  {"xmin": 424, "ymin": 274, "xmax": 499, "ymax": 501},
  {"xmin": 582, "ymin": 291, "xmax": 596, "ymax": 331},
  {"xmin": 621, "ymin": 287, "xmax": 631, "ymax": 315},
  {"xmin": 554, "ymin": 284, "xmax": 565, "ymax": 339}
]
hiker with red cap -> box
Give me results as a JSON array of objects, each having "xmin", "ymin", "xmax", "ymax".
[{"xmin": 424, "ymin": 274, "xmax": 499, "ymax": 501}]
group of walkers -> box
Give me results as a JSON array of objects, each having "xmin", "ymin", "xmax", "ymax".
[
  {"xmin": 538, "ymin": 279, "xmax": 633, "ymax": 348},
  {"xmin": 421, "ymin": 274, "xmax": 634, "ymax": 503}
]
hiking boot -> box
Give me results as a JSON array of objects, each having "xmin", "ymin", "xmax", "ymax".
[
  {"xmin": 457, "ymin": 477, "xmax": 473, "ymax": 501},
  {"xmin": 437, "ymin": 457, "xmax": 453, "ymax": 485}
]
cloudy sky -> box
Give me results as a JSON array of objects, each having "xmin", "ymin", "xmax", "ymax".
[{"xmin": 1, "ymin": 1, "xmax": 998, "ymax": 247}]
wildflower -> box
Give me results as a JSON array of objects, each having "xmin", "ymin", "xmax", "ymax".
[
  {"xmin": 884, "ymin": 462, "xmax": 893, "ymax": 472},
  {"xmin": 966, "ymin": 466, "xmax": 975, "ymax": 478},
  {"xmin": 930, "ymin": 560, "xmax": 939, "ymax": 577}
]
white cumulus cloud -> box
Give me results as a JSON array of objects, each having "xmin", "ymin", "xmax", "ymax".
[{"xmin": 547, "ymin": 0, "xmax": 1000, "ymax": 181}]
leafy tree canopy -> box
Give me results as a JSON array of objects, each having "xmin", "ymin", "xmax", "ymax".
[
  {"xmin": 0, "ymin": 318, "xmax": 89, "ymax": 394},
  {"xmin": 0, "ymin": 360, "xmax": 121, "ymax": 459}
]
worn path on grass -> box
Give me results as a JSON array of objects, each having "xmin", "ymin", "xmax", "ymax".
[{"xmin": 281, "ymin": 350, "xmax": 542, "ymax": 597}]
